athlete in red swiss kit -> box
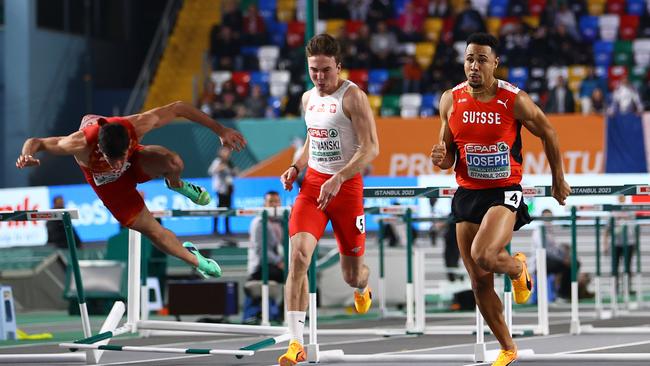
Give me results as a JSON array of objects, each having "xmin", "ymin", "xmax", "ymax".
[{"xmin": 430, "ymin": 33, "xmax": 571, "ymax": 366}]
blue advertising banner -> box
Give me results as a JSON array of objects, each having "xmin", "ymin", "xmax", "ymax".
[{"xmin": 47, "ymin": 176, "xmax": 418, "ymax": 243}]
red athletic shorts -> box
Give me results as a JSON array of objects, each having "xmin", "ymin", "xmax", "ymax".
[
  {"xmin": 289, "ymin": 167, "xmax": 366, "ymax": 257},
  {"xmin": 80, "ymin": 152, "xmax": 152, "ymax": 227}
]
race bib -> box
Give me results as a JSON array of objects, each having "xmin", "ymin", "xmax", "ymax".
[
  {"xmin": 309, "ymin": 127, "xmax": 342, "ymax": 163},
  {"xmin": 92, "ymin": 162, "xmax": 131, "ymax": 186},
  {"xmin": 465, "ymin": 142, "xmax": 511, "ymax": 180}
]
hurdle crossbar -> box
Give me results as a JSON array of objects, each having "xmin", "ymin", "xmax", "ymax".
[{"xmin": 59, "ymin": 342, "xmax": 254, "ymax": 357}]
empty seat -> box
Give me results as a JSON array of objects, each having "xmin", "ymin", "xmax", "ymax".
[
  {"xmin": 528, "ymin": 0, "xmax": 546, "ymax": 16},
  {"xmin": 488, "ymin": 0, "xmax": 509, "ymax": 17},
  {"xmin": 586, "ymin": 0, "xmax": 606, "ymax": 16},
  {"xmin": 627, "ymin": 0, "xmax": 646, "ymax": 16},
  {"xmin": 579, "ymin": 15, "xmax": 599, "ymax": 41},
  {"xmin": 258, "ymin": 46, "xmax": 280, "ymax": 71},
  {"xmin": 629, "ymin": 66, "xmax": 648, "ymax": 89},
  {"xmin": 211, "ymin": 71, "xmax": 232, "ymax": 94},
  {"xmin": 593, "ymin": 40, "xmax": 614, "ymax": 66},
  {"xmin": 598, "ymin": 14, "xmax": 620, "ymax": 41},
  {"xmin": 415, "ymin": 42, "xmax": 436, "ymax": 69},
  {"xmin": 232, "ymin": 71, "xmax": 251, "ymax": 97},
  {"xmin": 267, "ymin": 21, "xmax": 288, "ymax": 47},
  {"xmin": 424, "ymin": 18, "xmax": 444, "ymax": 42},
  {"xmin": 270, "ymin": 70, "xmax": 290, "ymax": 98},
  {"xmin": 250, "ymin": 71, "xmax": 270, "ymax": 94},
  {"xmin": 613, "ymin": 40, "xmax": 633, "ymax": 66},
  {"xmin": 347, "ymin": 69, "xmax": 369, "ymax": 92},
  {"xmin": 486, "ymin": 17, "xmax": 502, "ymax": 37},
  {"xmin": 277, "ymin": 0, "xmax": 296, "ymax": 22},
  {"xmin": 287, "ymin": 21, "xmax": 305, "ymax": 48},
  {"xmin": 325, "ymin": 19, "xmax": 345, "ymax": 36},
  {"xmin": 420, "ymin": 93, "xmax": 437, "ymax": 117},
  {"xmin": 267, "ymin": 96, "xmax": 282, "ymax": 117},
  {"xmin": 605, "ymin": 0, "xmax": 626, "ymax": 15},
  {"xmin": 346, "ymin": 20, "xmax": 364, "ymax": 35},
  {"xmin": 368, "ymin": 69, "xmax": 390, "ymax": 95},
  {"xmin": 368, "ymin": 94, "xmax": 382, "ymax": 116},
  {"xmin": 607, "ymin": 65, "xmax": 628, "ymax": 90},
  {"xmin": 508, "ymin": 67, "xmax": 529, "ymax": 89},
  {"xmin": 619, "ymin": 15, "xmax": 640, "ymax": 41},
  {"xmin": 633, "ymin": 39, "xmax": 650, "ymax": 67},
  {"xmin": 380, "ymin": 95, "xmax": 400, "ymax": 117},
  {"xmin": 399, "ymin": 93, "xmax": 423, "ymax": 118}
]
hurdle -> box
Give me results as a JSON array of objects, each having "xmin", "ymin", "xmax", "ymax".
[
  {"xmin": 0, "ymin": 209, "xmax": 107, "ymax": 364},
  {"xmin": 577, "ymin": 203, "xmax": 650, "ymax": 335},
  {"xmin": 53, "ymin": 206, "xmax": 297, "ymax": 362},
  {"xmin": 304, "ymin": 184, "xmax": 650, "ymax": 363}
]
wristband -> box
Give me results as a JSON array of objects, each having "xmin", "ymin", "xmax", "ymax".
[{"xmin": 290, "ymin": 165, "xmax": 300, "ymax": 174}]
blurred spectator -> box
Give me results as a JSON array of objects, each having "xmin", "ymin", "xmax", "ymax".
[
  {"xmin": 555, "ymin": 3, "xmax": 580, "ymax": 41},
  {"xmin": 344, "ymin": 24, "xmax": 372, "ymax": 69},
  {"xmin": 319, "ymin": 0, "xmax": 349, "ymax": 19},
  {"xmin": 604, "ymin": 197, "xmax": 637, "ymax": 295},
  {"xmin": 398, "ymin": 2, "xmax": 425, "ymax": 42},
  {"xmin": 548, "ymin": 24, "xmax": 579, "ymax": 65},
  {"xmin": 242, "ymin": 4, "xmax": 267, "ymax": 45},
  {"xmin": 507, "ymin": 0, "xmax": 528, "ymax": 17},
  {"xmin": 499, "ymin": 21, "xmax": 530, "ymax": 67},
  {"xmin": 545, "ymin": 76, "xmax": 575, "ymax": 113},
  {"xmin": 221, "ymin": 0, "xmax": 243, "ymax": 38},
  {"xmin": 608, "ymin": 75, "xmax": 644, "ymax": 116},
  {"xmin": 211, "ymin": 26, "xmax": 241, "ymax": 71},
  {"xmin": 244, "ymin": 84, "xmax": 268, "ymax": 118},
  {"xmin": 208, "ymin": 147, "xmax": 238, "ymax": 235},
  {"xmin": 427, "ymin": 0, "xmax": 451, "ymax": 17},
  {"xmin": 247, "ymin": 191, "xmax": 285, "ymax": 283},
  {"xmin": 213, "ymin": 92, "xmax": 243, "ymax": 119},
  {"xmin": 348, "ymin": 0, "xmax": 371, "ymax": 21},
  {"xmin": 47, "ymin": 196, "xmax": 82, "ymax": 249},
  {"xmin": 370, "ymin": 21, "xmax": 398, "ymax": 68},
  {"xmin": 532, "ymin": 209, "xmax": 574, "ymax": 300},
  {"xmin": 579, "ymin": 68, "xmax": 607, "ymax": 114},
  {"xmin": 199, "ymin": 80, "xmax": 218, "ymax": 116},
  {"xmin": 367, "ymin": 0, "xmax": 393, "ymax": 29},
  {"xmin": 402, "ymin": 55, "xmax": 423, "ymax": 93},
  {"xmin": 528, "ymin": 27, "xmax": 552, "ymax": 67},
  {"xmin": 589, "ymin": 88, "xmax": 607, "ymax": 114},
  {"xmin": 452, "ymin": 0, "xmax": 486, "ymax": 42}
]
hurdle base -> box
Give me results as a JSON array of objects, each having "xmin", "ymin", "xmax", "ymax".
[
  {"xmin": 473, "ymin": 342, "xmax": 486, "ymax": 362},
  {"xmin": 570, "ymin": 319, "xmax": 581, "ymax": 335},
  {"xmin": 307, "ymin": 343, "xmax": 320, "ymax": 363}
]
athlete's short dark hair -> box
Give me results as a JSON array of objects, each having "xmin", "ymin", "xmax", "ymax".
[
  {"xmin": 306, "ymin": 33, "xmax": 342, "ymax": 64},
  {"xmin": 466, "ymin": 33, "xmax": 499, "ymax": 55},
  {"xmin": 98, "ymin": 123, "xmax": 129, "ymax": 158}
]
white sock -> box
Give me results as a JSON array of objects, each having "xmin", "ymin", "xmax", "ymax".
[{"xmin": 286, "ymin": 311, "xmax": 306, "ymax": 344}]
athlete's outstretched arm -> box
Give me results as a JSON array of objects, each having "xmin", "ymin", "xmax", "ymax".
[
  {"xmin": 431, "ymin": 90, "xmax": 456, "ymax": 169},
  {"xmin": 16, "ymin": 132, "xmax": 88, "ymax": 168},
  {"xmin": 128, "ymin": 101, "xmax": 246, "ymax": 151},
  {"xmin": 317, "ymin": 87, "xmax": 379, "ymax": 210},
  {"xmin": 515, "ymin": 91, "xmax": 571, "ymax": 205}
]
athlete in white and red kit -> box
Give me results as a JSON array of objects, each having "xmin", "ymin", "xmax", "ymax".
[{"xmin": 278, "ymin": 33, "xmax": 379, "ymax": 366}]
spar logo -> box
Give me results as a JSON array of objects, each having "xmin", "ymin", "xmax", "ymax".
[
  {"xmin": 329, "ymin": 129, "xmax": 338, "ymax": 138},
  {"xmin": 0, "ymin": 197, "xmax": 39, "ymax": 227}
]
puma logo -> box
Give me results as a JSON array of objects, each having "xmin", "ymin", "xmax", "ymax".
[
  {"xmin": 497, "ymin": 98, "xmax": 508, "ymax": 109},
  {"xmin": 298, "ymin": 320, "xmax": 305, "ymax": 324}
]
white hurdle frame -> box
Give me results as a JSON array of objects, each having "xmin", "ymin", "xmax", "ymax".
[{"xmin": 0, "ymin": 209, "xmax": 94, "ymax": 364}]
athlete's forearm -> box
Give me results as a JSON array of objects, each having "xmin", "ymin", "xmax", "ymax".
[
  {"xmin": 172, "ymin": 101, "xmax": 227, "ymax": 135},
  {"xmin": 334, "ymin": 143, "xmax": 379, "ymax": 182},
  {"xmin": 21, "ymin": 138, "xmax": 44, "ymax": 156},
  {"xmin": 541, "ymin": 128, "xmax": 565, "ymax": 181}
]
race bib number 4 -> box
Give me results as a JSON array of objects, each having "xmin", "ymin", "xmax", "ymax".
[
  {"xmin": 504, "ymin": 191, "xmax": 522, "ymax": 208},
  {"xmin": 309, "ymin": 127, "xmax": 342, "ymax": 163},
  {"xmin": 465, "ymin": 142, "xmax": 511, "ymax": 180},
  {"xmin": 92, "ymin": 162, "xmax": 131, "ymax": 186}
]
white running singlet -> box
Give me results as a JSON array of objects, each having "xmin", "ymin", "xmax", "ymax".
[{"xmin": 304, "ymin": 79, "xmax": 360, "ymax": 174}]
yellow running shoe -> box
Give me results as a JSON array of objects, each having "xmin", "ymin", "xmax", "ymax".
[
  {"xmin": 354, "ymin": 287, "xmax": 372, "ymax": 314},
  {"xmin": 511, "ymin": 252, "xmax": 533, "ymax": 304},
  {"xmin": 492, "ymin": 348, "xmax": 517, "ymax": 366},
  {"xmin": 278, "ymin": 340, "xmax": 306, "ymax": 366}
]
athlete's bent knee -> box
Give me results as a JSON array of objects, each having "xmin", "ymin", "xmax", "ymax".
[
  {"xmin": 289, "ymin": 248, "xmax": 311, "ymax": 275},
  {"xmin": 471, "ymin": 248, "xmax": 498, "ymax": 272}
]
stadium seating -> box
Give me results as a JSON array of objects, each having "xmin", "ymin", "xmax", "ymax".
[
  {"xmin": 420, "ymin": 93, "xmax": 437, "ymax": 117},
  {"xmin": 579, "ymin": 15, "xmax": 600, "ymax": 41},
  {"xmin": 368, "ymin": 69, "xmax": 390, "ymax": 95},
  {"xmin": 380, "ymin": 95, "xmax": 400, "ymax": 117},
  {"xmin": 399, "ymin": 93, "xmax": 423, "ymax": 118},
  {"xmin": 613, "ymin": 40, "xmax": 634, "ymax": 66},
  {"xmin": 258, "ymin": 45, "xmax": 280, "ymax": 71},
  {"xmin": 619, "ymin": 15, "xmax": 640, "ymax": 40}
]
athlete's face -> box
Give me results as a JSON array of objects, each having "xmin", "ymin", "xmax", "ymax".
[
  {"xmin": 307, "ymin": 55, "xmax": 341, "ymax": 94},
  {"xmin": 100, "ymin": 149, "xmax": 127, "ymax": 170},
  {"xmin": 464, "ymin": 44, "xmax": 499, "ymax": 89}
]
